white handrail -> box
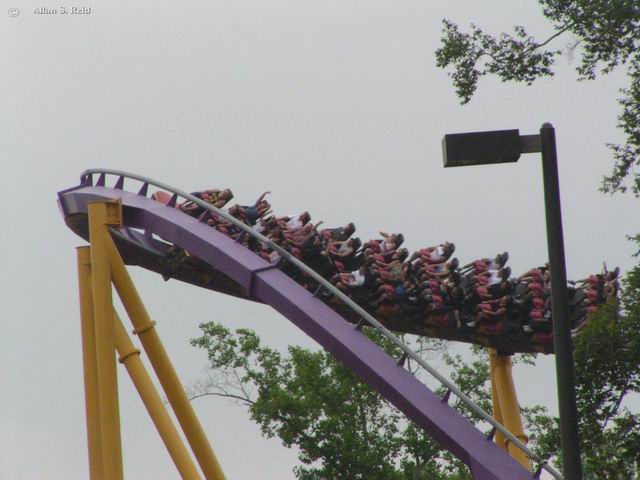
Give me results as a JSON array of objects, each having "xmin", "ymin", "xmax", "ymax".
[{"xmin": 79, "ymin": 168, "xmax": 562, "ymax": 479}]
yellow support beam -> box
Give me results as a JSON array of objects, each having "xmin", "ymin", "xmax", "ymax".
[
  {"xmin": 77, "ymin": 247, "xmax": 104, "ymax": 480},
  {"xmin": 87, "ymin": 202, "xmax": 124, "ymax": 480},
  {"xmin": 78, "ymin": 200, "xmax": 225, "ymax": 479},
  {"xmin": 105, "ymin": 234, "xmax": 226, "ymax": 480},
  {"xmin": 488, "ymin": 348, "xmax": 531, "ymax": 471},
  {"xmin": 113, "ymin": 310, "xmax": 202, "ymax": 480}
]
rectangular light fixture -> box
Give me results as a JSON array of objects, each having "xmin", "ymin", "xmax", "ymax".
[{"xmin": 442, "ymin": 129, "xmax": 522, "ymax": 168}]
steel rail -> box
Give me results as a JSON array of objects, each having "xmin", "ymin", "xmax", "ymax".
[{"xmin": 80, "ymin": 168, "xmax": 563, "ymax": 480}]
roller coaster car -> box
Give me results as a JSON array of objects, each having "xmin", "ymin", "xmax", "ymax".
[{"xmin": 144, "ymin": 188, "xmax": 613, "ymax": 355}]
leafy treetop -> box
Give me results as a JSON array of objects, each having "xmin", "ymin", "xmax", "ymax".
[{"xmin": 435, "ymin": 1, "xmax": 640, "ymax": 195}]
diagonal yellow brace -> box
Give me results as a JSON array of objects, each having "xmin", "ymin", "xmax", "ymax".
[
  {"xmin": 113, "ymin": 309, "xmax": 202, "ymax": 480},
  {"xmin": 79, "ymin": 243, "xmax": 202, "ymax": 479},
  {"xmin": 104, "ymin": 231, "xmax": 226, "ymax": 480}
]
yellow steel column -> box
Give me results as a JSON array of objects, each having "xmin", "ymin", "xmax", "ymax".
[
  {"xmin": 105, "ymin": 238, "xmax": 226, "ymax": 480},
  {"xmin": 87, "ymin": 202, "xmax": 124, "ymax": 480},
  {"xmin": 488, "ymin": 349, "xmax": 531, "ymax": 471},
  {"xmin": 77, "ymin": 247, "xmax": 104, "ymax": 480},
  {"xmin": 488, "ymin": 349, "xmax": 507, "ymax": 452},
  {"xmin": 113, "ymin": 309, "xmax": 202, "ymax": 480}
]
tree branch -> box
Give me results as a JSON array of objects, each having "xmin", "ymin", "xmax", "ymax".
[
  {"xmin": 234, "ymin": 368, "xmax": 253, "ymax": 402},
  {"xmin": 189, "ymin": 390, "xmax": 256, "ymax": 406},
  {"xmin": 522, "ymin": 24, "xmax": 573, "ymax": 56},
  {"xmin": 602, "ymin": 387, "xmax": 628, "ymax": 430}
]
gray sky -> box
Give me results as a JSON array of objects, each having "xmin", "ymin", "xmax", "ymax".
[{"xmin": 2, "ymin": 1, "xmax": 638, "ymax": 478}]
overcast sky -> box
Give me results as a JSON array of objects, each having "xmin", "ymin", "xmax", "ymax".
[{"xmin": 2, "ymin": 1, "xmax": 638, "ymax": 479}]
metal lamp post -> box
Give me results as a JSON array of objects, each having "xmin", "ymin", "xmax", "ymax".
[{"xmin": 442, "ymin": 123, "xmax": 582, "ymax": 480}]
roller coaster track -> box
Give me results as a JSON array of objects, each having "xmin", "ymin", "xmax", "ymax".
[{"xmin": 58, "ymin": 169, "xmax": 562, "ymax": 480}]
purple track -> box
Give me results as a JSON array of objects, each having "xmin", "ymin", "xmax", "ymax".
[{"xmin": 59, "ymin": 180, "xmax": 533, "ymax": 480}]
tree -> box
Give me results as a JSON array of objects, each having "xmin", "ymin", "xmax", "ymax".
[
  {"xmin": 190, "ymin": 324, "xmax": 480, "ymax": 479},
  {"xmin": 190, "ymin": 292, "xmax": 640, "ymax": 478},
  {"xmin": 435, "ymin": 1, "xmax": 640, "ymax": 195}
]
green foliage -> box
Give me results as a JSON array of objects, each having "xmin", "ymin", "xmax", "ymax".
[
  {"xmin": 435, "ymin": 20, "xmax": 558, "ymax": 104},
  {"xmin": 435, "ymin": 1, "xmax": 640, "ymax": 195},
  {"xmin": 191, "ymin": 277, "xmax": 640, "ymax": 477},
  {"xmin": 604, "ymin": 57, "xmax": 640, "ymax": 196},
  {"xmin": 191, "ymin": 325, "xmax": 471, "ymax": 479}
]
